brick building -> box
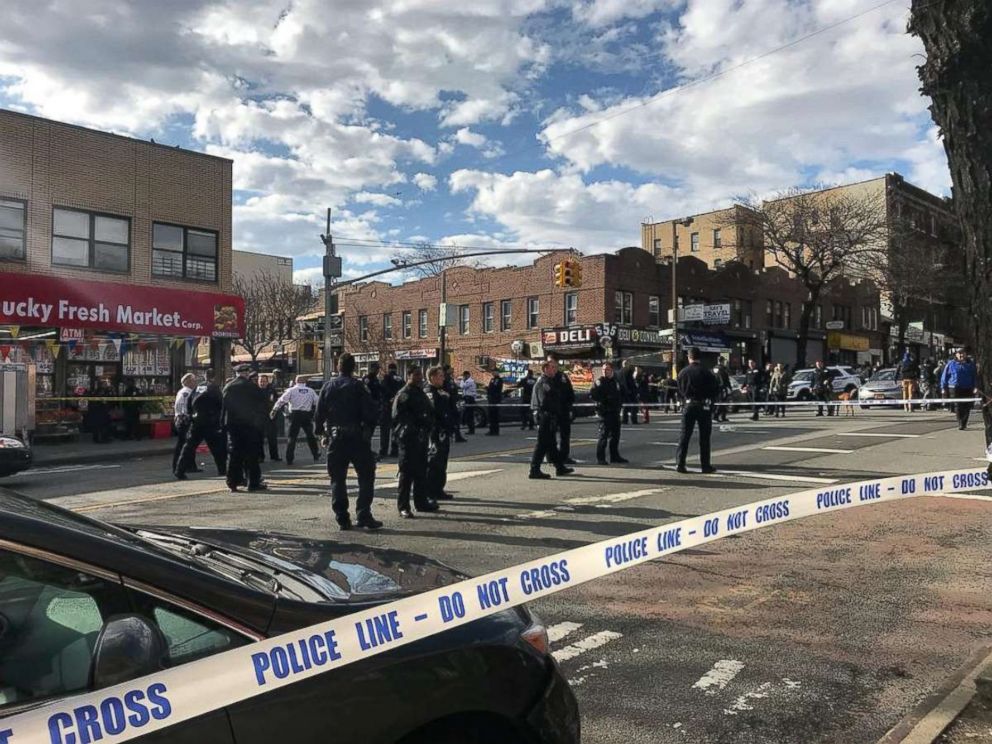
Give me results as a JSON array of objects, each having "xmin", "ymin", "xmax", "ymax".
[
  {"xmin": 0, "ymin": 108, "xmax": 244, "ymax": 437},
  {"xmin": 338, "ymin": 246, "xmax": 887, "ymax": 385}
]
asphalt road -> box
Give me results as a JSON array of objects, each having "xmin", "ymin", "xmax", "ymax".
[{"xmin": 5, "ymin": 406, "xmax": 991, "ymax": 743}]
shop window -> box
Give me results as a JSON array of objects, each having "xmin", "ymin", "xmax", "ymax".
[
  {"xmin": 0, "ymin": 198, "xmax": 26, "ymax": 260},
  {"xmin": 483, "ymin": 302, "xmax": 494, "ymax": 333},
  {"xmin": 53, "ymin": 208, "xmax": 129, "ymax": 272},
  {"xmin": 501, "ymin": 300, "xmax": 512, "ymax": 331},
  {"xmin": 526, "ymin": 297, "xmax": 539, "ymax": 329},
  {"xmin": 418, "ymin": 309, "xmax": 428, "ymax": 338},
  {"xmin": 402, "ymin": 311, "xmax": 412, "ymax": 339},
  {"xmin": 648, "ymin": 295, "xmax": 661, "ymax": 327},
  {"xmin": 614, "ymin": 291, "xmax": 632, "ymax": 325},
  {"xmin": 459, "ymin": 304, "xmax": 470, "ymax": 335},
  {"xmin": 564, "ymin": 293, "xmax": 578, "ymax": 326},
  {"xmin": 359, "ymin": 316, "xmax": 368, "ymax": 342},
  {"xmin": 383, "ymin": 314, "xmax": 393, "ymax": 340},
  {"xmin": 152, "ymin": 223, "xmax": 217, "ymax": 282}
]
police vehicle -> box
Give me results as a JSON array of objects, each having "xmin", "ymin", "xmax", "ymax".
[
  {"xmin": 0, "ymin": 490, "xmax": 579, "ymax": 743},
  {"xmin": 785, "ymin": 366, "xmax": 861, "ymax": 401}
]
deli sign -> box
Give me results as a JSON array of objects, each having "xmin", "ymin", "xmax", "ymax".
[
  {"xmin": 542, "ymin": 326, "xmax": 600, "ymax": 349},
  {"xmin": 0, "ymin": 274, "xmax": 246, "ymax": 338}
]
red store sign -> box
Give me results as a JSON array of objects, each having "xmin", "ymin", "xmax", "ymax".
[{"xmin": 0, "ymin": 274, "xmax": 245, "ymax": 338}]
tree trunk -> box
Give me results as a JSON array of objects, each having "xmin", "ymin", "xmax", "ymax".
[
  {"xmin": 910, "ymin": 1, "xmax": 992, "ymax": 461},
  {"xmin": 796, "ymin": 286, "xmax": 822, "ymax": 368}
]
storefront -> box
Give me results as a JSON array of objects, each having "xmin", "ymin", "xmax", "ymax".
[
  {"xmin": 827, "ymin": 331, "xmax": 871, "ymax": 366},
  {"xmin": 394, "ymin": 347, "xmax": 438, "ymax": 377},
  {"xmin": 0, "ymin": 274, "xmax": 244, "ymax": 438},
  {"xmin": 678, "ymin": 331, "xmax": 732, "ymax": 370}
]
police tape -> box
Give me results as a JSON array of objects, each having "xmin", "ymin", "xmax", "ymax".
[
  {"xmin": 3, "ymin": 467, "xmax": 991, "ymax": 744},
  {"xmin": 42, "ymin": 397, "xmax": 174, "ymax": 403},
  {"xmin": 470, "ymin": 397, "xmax": 982, "ymax": 408}
]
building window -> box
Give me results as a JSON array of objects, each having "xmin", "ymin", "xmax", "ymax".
[
  {"xmin": 648, "ymin": 295, "xmax": 661, "ymax": 327},
  {"xmin": 527, "ymin": 297, "xmax": 539, "ymax": 329},
  {"xmin": 52, "ymin": 207, "xmax": 129, "ymax": 272},
  {"xmin": 784, "ymin": 302, "xmax": 792, "ymax": 329},
  {"xmin": 402, "ymin": 311, "xmax": 412, "ymax": 339},
  {"xmin": 418, "ymin": 309, "xmax": 428, "ymax": 338},
  {"xmin": 0, "ymin": 198, "xmax": 26, "ymax": 260},
  {"xmin": 564, "ymin": 292, "xmax": 578, "ymax": 326},
  {"xmin": 652, "ymin": 238, "xmax": 661, "ymax": 256},
  {"xmin": 832, "ymin": 304, "xmax": 852, "ymax": 327},
  {"xmin": 713, "ymin": 229, "xmax": 722, "ymax": 249},
  {"xmin": 501, "ymin": 299, "xmax": 512, "ymax": 331},
  {"xmin": 614, "ymin": 291, "xmax": 633, "ymax": 325},
  {"xmin": 690, "ymin": 232, "xmax": 700, "ymax": 253},
  {"xmin": 459, "ymin": 304, "xmax": 470, "ymax": 335},
  {"xmin": 766, "ymin": 300, "xmax": 774, "ymax": 327},
  {"xmin": 861, "ymin": 305, "xmax": 878, "ymax": 331},
  {"xmin": 813, "ymin": 304, "xmax": 822, "ymax": 329},
  {"xmin": 359, "ymin": 316, "xmax": 368, "ymax": 342},
  {"xmin": 383, "ymin": 314, "xmax": 393, "ymax": 340},
  {"xmin": 774, "ymin": 300, "xmax": 783, "ymax": 328},
  {"xmin": 483, "ymin": 302, "xmax": 494, "ymax": 333},
  {"xmin": 930, "ymin": 214, "xmax": 938, "ymax": 236},
  {"xmin": 152, "ymin": 223, "xmax": 218, "ymax": 282}
]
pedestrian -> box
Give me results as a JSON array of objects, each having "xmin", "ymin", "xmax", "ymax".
[
  {"xmin": 768, "ymin": 363, "xmax": 787, "ymax": 418},
  {"xmin": 486, "ymin": 370, "xmax": 503, "ymax": 435},
  {"xmin": 459, "ymin": 370, "xmax": 477, "ymax": 434},
  {"xmin": 528, "ymin": 358, "xmax": 574, "ymax": 480},
  {"xmin": 590, "ymin": 361, "xmax": 627, "ymax": 465},
  {"xmin": 443, "ymin": 365, "xmax": 467, "ymax": 443},
  {"xmin": 122, "ymin": 377, "xmax": 142, "ymax": 440},
  {"xmin": 380, "ymin": 362, "xmax": 404, "ymax": 457},
  {"xmin": 919, "ymin": 358, "xmax": 937, "ymax": 410},
  {"xmin": 620, "ymin": 359, "xmax": 639, "ymax": 425},
  {"xmin": 897, "ymin": 351, "xmax": 920, "ymax": 412},
  {"xmin": 172, "ymin": 373, "xmax": 196, "ymax": 474},
  {"xmin": 550, "ymin": 357, "xmax": 576, "ymax": 465},
  {"xmin": 810, "ymin": 360, "xmax": 835, "ymax": 417},
  {"xmin": 663, "ymin": 374, "xmax": 679, "ymax": 413},
  {"xmin": 392, "ymin": 366, "xmax": 439, "ymax": 518},
  {"xmin": 90, "ymin": 378, "xmax": 114, "ymax": 443},
  {"xmin": 257, "ymin": 374, "xmax": 282, "ymax": 462},
  {"xmin": 426, "ymin": 366, "xmax": 457, "ymax": 501},
  {"xmin": 674, "ymin": 347, "xmax": 720, "ymax": 474},
  {"xmin": 743, "ymin": 359, "xmax": 764, "ymax": 421},
  {"xmin": 637, "ymin": 368, "xmax": 652, "ymax": 423},
  {"xmin": 272, "ymin": 375, "xmax": 321, "ymax": 465},
  {"xmin": 315, "ymin": 353, "xmax": 381, "ymax": 529},
  {"xmin": 940, "ymin": 347, "xmax": 979, "ymax": 430},
  {"xmin": 222, "ymin": 365, "xmax": 268, "ymax": 493},
  {"xmin": 519, "ymin": 369, "xmax": 536, "ymax": 430},
  {"xmin": 363, "ymin": 361, "xmax": 386, "ymax": 456},
  {"xmin": 713, "ymin": 356, "xmax": 732, "ymax": 423},
  {"xmin": 176, "ymin": 368, "xmax": 227, "ymax": 479},
  {"xmin": 763, "ymin": 362, "xmax": 776, "ymax": 415}
]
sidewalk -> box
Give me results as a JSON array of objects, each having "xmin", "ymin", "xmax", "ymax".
[{"xmin": 32, "ymin": 436, "xmax": 176, "ymax": 467}]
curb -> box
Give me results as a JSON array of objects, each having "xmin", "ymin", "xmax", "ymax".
[{"xmin": 33, "ymin": 444, "xmax": 176, "ymax": 468}]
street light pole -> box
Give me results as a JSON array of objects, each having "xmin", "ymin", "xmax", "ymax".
[
  {"xmin": 439, "ymin": 271, "xmax": 447, "ymax": 366},
  {"xmin": 320, "ymin": 208, "xmax": 342, "ymax": 380},
  {"xmin": 671, "ymin": 216, "xmax": 693, "ymax": 379}
]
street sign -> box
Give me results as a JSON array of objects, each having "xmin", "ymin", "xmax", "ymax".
[
  {"xmin": 680, "ymin": 304, "xmax": 704, "ymax": 322},
  {"xmin": 703, "ymin": 303, "xmax": 730, "ymax": 325},
  {"xmin": 439, "ymin": 302, "xmax": 450, "ymax": 327},
  {"xmin": 825, "ymin": 320, "xmax": 845, "ymax": 330}
]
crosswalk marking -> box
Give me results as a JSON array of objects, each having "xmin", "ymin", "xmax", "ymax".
[
  {"xmin": 547, "ymin": 621, "xmax": 583, "ymax": 643},
  {"xmin": 565, "ymin": 488, "xmax": 664, "ymax": 506},
  {"xmin": 836, "ymin": 432, "xmax": 921, "ymax": 438},
  {"xmin": 553, "ymin": 630, "xmax": 623, "ymax": 663},
  {"xmin": 763, "ymin": 446, "xmax": 854, "ymax": 454},
  {"xmin": 693, "ymin": 660, "xmax": 745, "ymax": 694}
]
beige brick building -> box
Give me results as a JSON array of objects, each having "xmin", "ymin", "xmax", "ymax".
[{"xmin": 641, "ymin": 206, "xmax": 765, "ymax": 270}]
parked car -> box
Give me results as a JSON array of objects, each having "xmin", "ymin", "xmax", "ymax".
[
  {"xmin": 858, "ymin": 368, "xmax": 902, "ymax": 408},
  {"xmin": 785, "ymin": 366, "xmax": 861, "ymax": 400},
  {"xmin": 0, "ymin": 434, "xmax": 32, "ymax": 478},
  {"xmin": 0, "ymin": 490, "xmax": 579, "ymax": 743}
]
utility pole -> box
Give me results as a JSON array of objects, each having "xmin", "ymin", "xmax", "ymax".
[
  {"xmin": 320, "ymin": 208, "xmax": 342, "ymax": 379},
  {"xmin": 671, "ymin": 216, "xmax": 693, "ymax": 379},
  {"xmin": 438, "ymin": 270, "xmax": 448, "ymax": 366}
]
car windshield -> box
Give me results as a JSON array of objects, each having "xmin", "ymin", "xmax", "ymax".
[
  {"xmin": 791, "ymin": 371, "xmax": 813, "ymax": 382},
  {"xmin": 870, "ymin": 369, "xmax": 898, "ymax": 382}
]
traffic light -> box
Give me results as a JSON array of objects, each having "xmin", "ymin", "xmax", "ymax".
[
  {"xmin": 562, "ymin": 260, "xmax": 574, "ymax": 287},
  {"xmin": 572, "ymin": 260, "xmax": 583, "ymax": 287},
  {"xmin": 553, "ymin": 262, "xmax": 564, "ymax": 288}
]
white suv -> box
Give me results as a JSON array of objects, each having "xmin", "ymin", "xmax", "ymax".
[{"xmin": 786, "ymin": 366, "xmax": 862, "ymax": 400}]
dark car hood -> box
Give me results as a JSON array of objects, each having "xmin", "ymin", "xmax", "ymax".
[{"xmin": 138, "ymin": 526, "xmax": 468, "ymax": 603}]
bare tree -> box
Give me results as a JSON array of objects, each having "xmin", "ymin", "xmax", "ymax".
[
  {"xmin": 390, "ymin": 242, "xmax": 483, "ymax": 278},
  {"xmin": 910, "ymin": 0, "xmax": 992, "ymax": 455},
  {"xmin": 233, "ymin": 271, "xmax": 318, "ymax": 366},
  {"xmin": 731, "ymin": 187, "xmax": 889, "ymax": 367}
]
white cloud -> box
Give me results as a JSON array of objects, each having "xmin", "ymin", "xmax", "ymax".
[
  {"xmin": 413, "ymin": 173, "xmax": 438, "ymax": 191},
  {"xmin": 572, "ymin": 0, "xmax": 676, "ymax": 28},
  {"xmin": 293, "ymin": 266, "xmax": 326, "ymax": 286},
  {"xmin": 353, "ymin": 192, "xmax": 403, "ymax": 207},
  {"xmin": 452, "ymin": 127, "xmax": 505, "ymax": 158}
]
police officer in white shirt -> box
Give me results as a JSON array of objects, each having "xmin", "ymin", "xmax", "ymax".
[
  {"xmin": 459, "ymin": 370, "xmax": 477, "ymax": 434},
  {"xmin": 172, "ymin": 373, "xmax": 197, "ymax": 474},
  {"xmin": 272, "ymin": 375, "xmax": 321, "ymax": 465}
]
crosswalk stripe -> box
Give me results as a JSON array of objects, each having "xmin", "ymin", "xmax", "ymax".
[
  {"xmin": 763, "ymin": 446, "xmax": 854, "ymax": 454},
  {"xmin": 553, "ymin": 630, "xmax": 623, "ymax": 663},
  {"xmin": 547, "ymin": 621, "xmax": 583, "ymax": 643},
  {"xmin": 693, "ymin": 659, "xmax": 745, "ymax": 694}
]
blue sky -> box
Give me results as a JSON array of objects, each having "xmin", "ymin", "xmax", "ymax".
[{"xmin": 0, "ymin": 0, "xmax": 949, "ymax": 284}]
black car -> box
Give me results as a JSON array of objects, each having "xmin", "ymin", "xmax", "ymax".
[
  {"xmin": 0, "ymin": 490, "xmax": 579, "ymax": 743},
  {"xmin": 0, "ymin": 435, "xmax": 32, "ymax": 478}
]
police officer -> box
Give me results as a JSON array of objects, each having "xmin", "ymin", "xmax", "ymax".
[
  {"xmin": 548, "ymin": 356, "xmax": 576, "ymax": 465},
  {"xmin": 442, "ymin": 365, "xmax": 467, "ymax": 443},
  {"xmin": 810, "ymin": 359, "xmax": 835, "ymax": 417},
  {"xmin": 176, "ymin": 368, "xmax": 226, "ymax": 479},
  {"xmin": 713, "ymin": 356, "xmax": 732, "ymax": 422},
  {"xmin": 380, "ymin": 362, "xmax": 404, "ymax": 457},
  {"xmin": 486, "ymin": 371, "xmax": 504, "ymax": 435},
  {"xmin": 519, "ymin": 369, "xmax": 536, "ymax": 430},
  {"xmin": 172, "ymin": 373, "xmax": 197, "ymax": 475},
  {"xmin": 591, "ymin": 361, "xmax": 627, "ymax": 465},
  {"xmin": 272, "ymin": 375, "xmax": 321, "ymax": 465},
  {"xmin": 743, "ymin": 358, "xmax": 765, "ymax": 421},
  {"xmin": 257, "ymin": 374, "xmax": 281, "ymax": 462},
  {"xmin": 315, "ymin": 353, "xmax": 381, "ymax": 530},
  {"xmin": 529, "ymin": 359, "xmax": 574, "ymax": 480},
  {"xmin": 459, "ymin": 370, "xmax": 477, "ymax": 435},
  {"xmin": 392, "ymin": 367, "xmax": 439, "ymax": 517},
  {"xmin": 426, "ymin": 366, "xmax": 457, "ymax": 501},
  {"xmin": 675, "ymin": 346, "xmax": 720, "ymax": 474},
  {"xmin": 620, "ymin": 359, "xmax": 639, "ymax": 425},
  {"xmin": 363, "ymin": 361, "xmax": 385, "ymax": 454},
  {"xmin": 222, "ymin": 365, "xmax": 268, "ymax": 492}
]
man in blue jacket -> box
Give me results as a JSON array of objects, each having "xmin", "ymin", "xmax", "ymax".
[{"xmin": 940, "ymin": 348, "xmax": 979, "ymax": 430}]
